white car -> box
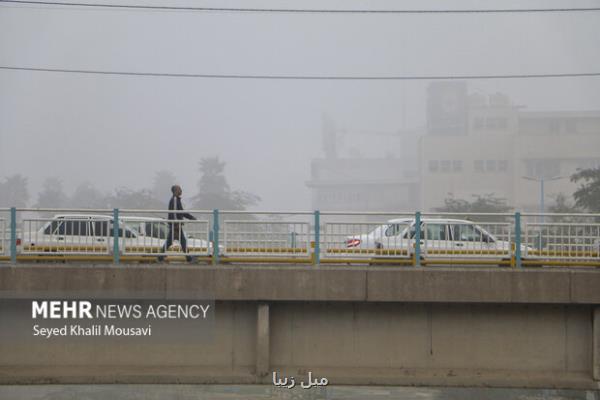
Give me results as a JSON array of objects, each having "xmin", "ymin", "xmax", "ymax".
[
  {"xmin": 21, "ymin": 214, "xmax": 216, "ymax": 257},
  {"xmin": 345, "ymin": 218, "xmax": 526, "ymax": 259}
]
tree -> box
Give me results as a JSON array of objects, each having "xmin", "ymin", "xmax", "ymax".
[
  {"xmin": 106, "ymin": 187, "xmax": 164, "ymax": 210},
  {"xmin": 435, "ymin": 193, "xmax": 512, "ymax": 214},
  {"xmin": 0, "ymin": 174, "xmax": 29, "ymax": 207},
  {"xmin": 69, "ymin": 182, "xmax": 109, "ymax": 209},
  {"xmin": 35, "ymin": 177, "xmax": 68, "ymax": 208},
  {"xmin": 571, "ymin": 167, "xmax": 600, "ymax": 212},
  {"xmin": 547, "ymin": 193, "xmax": 580, "ymax": 214},
  {"xmin": 547, "ymin": 193, "xmax": 587, "ymax": 224},
  {"xmin": 151, "ymin": 170, "xmax": 177, "ymax": 203},
  {"xmin": 435, "ymin": 193, "xmax": 512, "ymax": 222},
  {"xmin": 192, "ymin": 156, "xmax": 260, "ymax": 210}
]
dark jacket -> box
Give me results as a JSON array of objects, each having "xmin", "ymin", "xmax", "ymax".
[{"xmin": 168, "ymin": 196, "xmax": 196, "ymax": 224}]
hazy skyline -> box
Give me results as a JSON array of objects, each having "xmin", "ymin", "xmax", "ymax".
[{"xmin": 1, "ymin": 0, "xmax": 600, "ymax": 210}]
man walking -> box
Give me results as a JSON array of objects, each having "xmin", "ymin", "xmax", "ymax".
[{"xmin": 158, "ymin": 185, "xmax": 196, "ymax": 262}]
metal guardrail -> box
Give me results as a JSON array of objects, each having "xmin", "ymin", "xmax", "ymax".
[
  {"xmin": 12, "ymin": 209, "xmax": 215, "ymax": 260},
  {"xmin": 223, "ymin": 220, "xmax": 311, "ymax": 258},
  {"xmin": 321, "ymin": 213, "xmax": 414, "ymax": 260},
  {"xmin": 218, "ymin": 211, "xmax": 313, "ymax": 261},
  {"xmin": 122, "ymin": 218, "xmax": 211, "ymax": 257},
  {"xmin": 419, "ymin": 213, "xmax": 514, "ymax": 261},
  {"xmin": 0, "ymin": 208, "xmax": 14, "ymax": 261},
  {"xmin": 18, "ymin": 215, "xmax": 212, "ymax": 258},
  {"xmin": 523, "ymin": 222, "xmax": 600, "ymax": 261},
  {"xmin": 1, "ymin": 208, "xmax": 600, "ymax": 267},
  {"xmin": 119, "ymin": 210, "xmax": 212, "ymax": 257},
  {"xmin": 0, "ymin": 217, "xmax": 6, "ymax": 257},
  {"xmin": 21, "ymin": 217, "xmax": 112, "ymax": 256}
]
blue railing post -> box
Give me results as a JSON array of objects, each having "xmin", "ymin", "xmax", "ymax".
[
  {"xmin": 113, "ymin": 208, "xmax": 120, "ymax": 264},
  {"xmin": 314, "ymin": 210, "xmax": 320, "ymax": 265},
  {"xmin": 10, "ymin": 207, "xmax": 17, "ymax": 264},
  {"xmin": 212, "ymin": 209, "xmax": 220, "ymax": 265},
  {"xmin": 515, "ymin": 212, "xmax": 522, "ymax": 268},
  {"xmin": 414, "ymin": 211, "xmax": 421, "ymax": 267}
]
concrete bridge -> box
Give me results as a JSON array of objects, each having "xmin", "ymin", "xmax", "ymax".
[{"xmin": 0, "ymin": 264, "xmax": 599, "ymax": 390}]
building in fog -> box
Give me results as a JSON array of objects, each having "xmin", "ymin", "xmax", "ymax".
[
  {"xmin": 307, "ymin": 157, "xmax": 419, "ymax": 212},
  {"xmin": 307, "ymin": 84, "xmax": 600, "ymax": 213},
  {"xmin": 420, "ymin": 82, "xmax": 600, "ymax": 212},
  {"xmin": 306, "ymin": 115, "xmax": 420, "ymax": 212}
]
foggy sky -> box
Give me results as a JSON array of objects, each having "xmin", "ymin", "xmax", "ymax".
[{"xmin": 1, "ymin": 0, "xmax": 600, "ymax": 210}]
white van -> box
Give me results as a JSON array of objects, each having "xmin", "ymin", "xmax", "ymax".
[{"xmin": 21, "ymin": 214, "xmax": 215, "ymax": 257}]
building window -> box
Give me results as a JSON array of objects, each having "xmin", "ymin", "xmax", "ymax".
[
  {"xmin": 498, "ymin": 160, "xmax": 508, "ymax": 172},
  {"xmin": 548, "ymin": 120, "xmax": 560, "ymax": 133},
  {"xmin": 474, "ymin": 160, "xmax": 484, "ymax": 172},
  {"xmin": 440, "ymin": 160, "xmax": 451, "ymax": 172},
  {"xmin": 452, "ymin": 160, "xmax": 462, "ymax": 172},
  {"xmin": 475, "ymin": 160, "xmax": 509, "ymax": 173},
  {"xmin": 473, "ymin": 118, "xmax": 484, "ymax": 129},
  {"xmin": 428, "ymin": 160, "xmax": 439, "ymax": 172},
  {"xmin": 486, "ymin": 117, "xmax": 507, "ymax": 130},
  {"xmin": 524, "ymin": 159, "xmax": 561, "ymax": 179}
]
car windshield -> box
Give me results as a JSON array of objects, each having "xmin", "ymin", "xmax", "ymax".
[
  {"xmin": 385, "ymin": 223, "xmax": 405, "ymax": 237},
  {"xmin": 122, "ymin": 221, "xmax": 142, "ymax": 236},
  {"xmin": 404, "ymin": 224, "xmax": 417, "ymax": 239}
]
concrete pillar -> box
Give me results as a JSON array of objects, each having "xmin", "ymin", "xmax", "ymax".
[
  {"xmin": 256, "ymin": 302, "xmax": 270, "ymax": 377},
  {"xmin": 594, "ymin": 307, "xmax": 600, "ymax": 381}
]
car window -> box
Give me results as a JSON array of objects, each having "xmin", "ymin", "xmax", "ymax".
[
  {"xmin": 424, "ymin": 224, "xmax": 447, "ymax": 240},
  {"xmin": 110, "ymin": 228, "xmax": 135, "ymax": 238},
  {"xmin": 145, "ymin": 222, "xmax": 168, "ymax": 239},
  {"xmin": 402, "ymin": 223, "xmax": 449, "ymax": 239},
  {"xmin": 64, "ymin": 220, "xmax": 89, "ymax": 236},
  {"xmin": 109, "ymin": 222, "xmax": 136, "ymax": 238},
  {"xmin": 452, "ymin": 224, "xmax": 483, "ymax": 242},
  {"xmin": 385, "ymin": 224, "xmax": 403, "ymax": 237},
  {"xmin": 93, "ymin": 221, "xmax": 109, "ymax": 237}
]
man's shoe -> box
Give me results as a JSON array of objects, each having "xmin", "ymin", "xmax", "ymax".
[
  {"xmin": 157, "ymin": 256, "xmax": 165, "ymax": 262},
  {"xmin": 186, "ymin": 256, "xmax": 195, "ymax": 263}
]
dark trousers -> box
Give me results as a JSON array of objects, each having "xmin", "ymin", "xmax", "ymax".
[{"xmin": 162, "ymin": 224, "xmax": 188, "ymax": 254}]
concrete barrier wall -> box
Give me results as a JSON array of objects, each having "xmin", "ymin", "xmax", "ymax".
[
  {"xmin": 270, "ymin": 303, "xmax": 593, "ymax": 386},
  {"xmin": 0, "ymin": 264, "xmax": 598, "ymax": 389},
  {"xmin": 271, "ymin": 303, "xmax": 592, "ymax": 372},
  {"xmin": 1, "ymin": 265, "xmax": 599, "ymax": 304},
  {"xmin": 0, "ymin": 302, "xmax": 256, "ymax": 368}
]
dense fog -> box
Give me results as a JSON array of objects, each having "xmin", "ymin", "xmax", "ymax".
[{"xmin": 1, "ymin": 0, "xmax": 599, "ymax": 212}]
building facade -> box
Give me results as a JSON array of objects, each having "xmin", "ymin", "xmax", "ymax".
[
  {"xmin": 307, "ymin": 84, "xmax": 600, "ymax": 213},
  {"xmin": 306, "ymin": 115, "xmax": 421, "ymax": 212},
  {"xmin": 420, "ymin": 85, "xmax": 600, "ymax": 212}
]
